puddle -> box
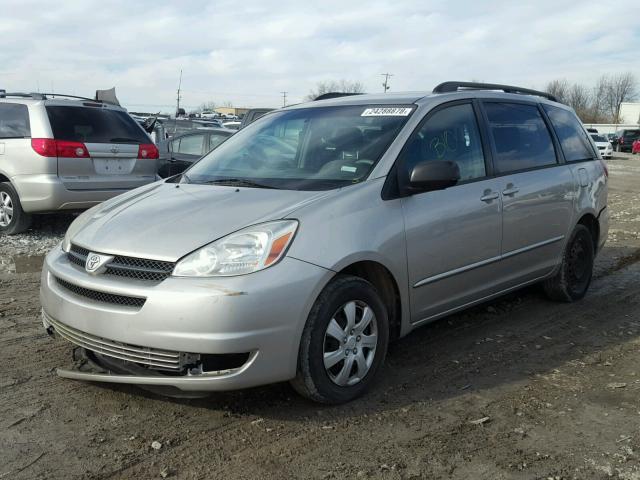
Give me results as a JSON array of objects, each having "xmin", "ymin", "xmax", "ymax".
[{"xmin": 13, "ymin": 255, "xmax": 45, "ymax": 273}]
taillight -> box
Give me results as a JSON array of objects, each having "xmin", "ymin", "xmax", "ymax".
[
  {"xmin": 56, "ymin": 140, "xmax": 90, "ymax": 158},
  {"xmin": 31, "ymin": 138, "xmax": 57, "ymax": 157},
  {"xmin": 137, "ymin": 143, "xmax": 159, "ymax": 159},
  {"xmin": 31, "ymin": 139, "xmax": 89, "ymax": 158}
]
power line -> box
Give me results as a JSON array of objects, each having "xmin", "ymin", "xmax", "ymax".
[
  {"xmin": 281, "ymin": 91, "xmax": 287, "ymax": 107},
  {"xmin": 381, "ymin": 73, "xmax": 394, "ymax": 93}
]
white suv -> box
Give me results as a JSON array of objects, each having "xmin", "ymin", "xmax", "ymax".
[{"xmin": 0, "ymin": 92, "xmax": 159, "ymax": 234}]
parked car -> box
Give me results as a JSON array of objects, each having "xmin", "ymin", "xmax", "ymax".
[
  {"xmin": 157, "ymin": 128, "xmax": 233, "ymax": 178},
  {"xmin": 589, "ymin": 133, "xmax": 613, "ymax": 159},
  {"xmin": 41, "ymin": 82, "xmax": 608, "ymax": 404},
  {"xmin": 222, "ymin": 121, "xmax": 241, "ymax": 130},
  {"xmin": 0, "ymin": 92, "xmax": 158, "ymax": 234},
  {"xmin": 240, "ymin": 108, "xmax": 275, "ymax": 129},
  {"xmin": 614, "ymin": 129, "xmax": 640, "ymax": 153},
  {"xmin": 158, "ymin": 119, "xmax": 225, "ymax": 139},
  {"xmin": 633, "ymin": 139, "xmax": 640, "ymax": 154}
]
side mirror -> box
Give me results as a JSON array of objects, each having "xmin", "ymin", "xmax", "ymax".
[{"xmin": 407, "ymin": 160, "xmax": 460, "ymax": 193}]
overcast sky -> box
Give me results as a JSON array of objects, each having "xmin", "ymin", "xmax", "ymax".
[{"xmin": 1, "ymin": 0, "xmax": 638, "ymax": 113}]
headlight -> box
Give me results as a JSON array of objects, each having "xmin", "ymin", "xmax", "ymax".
[{"xmin": 172, "ymin": 220, "xmax": 298, "ymax": 277}]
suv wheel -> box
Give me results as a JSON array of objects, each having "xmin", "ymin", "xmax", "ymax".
[
  {"xmin": 543, "ymin": 224, "xmax": 594, "ymax": 302},
  {"xmin": 0, "ymin": 182, "xmax": 31, "ymax": 235},
  {"xmin": 291, "ymin": 275, "xmax": 389, "ymax": 404}
]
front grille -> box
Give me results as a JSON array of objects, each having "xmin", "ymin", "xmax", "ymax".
[
  {"xmin": 54, "ymin": 276, "xmax": 146, "ymax": 308},
  {"xmin": 46, "ymin": 314, "xmax": 186, "ymax": 371},
  {"xmin": 69, "ymin": 244, "xmax": 175, "ymax": 282}
]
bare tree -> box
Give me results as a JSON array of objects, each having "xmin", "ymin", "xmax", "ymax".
[
  {"xmin": 567, "ymin": 84, "xmax": 592, "ymax": 122},
  {"xmin": 304, "ymin": 80, "xmax": 365, "ymax": 101},
  {"xmin": 545, "ymin": 79, "xmax": 570, "ymax": 104},
  {"xmin": 590, "ymin": 75, "xmax": 611, "ymax": 123},
  {"xmin": 198, "ymin": 101, "xmax": 216, "ymax": 112},
  {"xmin": 604, "ymin": 72, "xmax": 638, "ymax": 123}
]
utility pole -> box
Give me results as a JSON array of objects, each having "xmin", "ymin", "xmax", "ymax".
[
  {"xmin": 281, "ymin": 91, "xmax": 287, "ymax": 107},
  {"xmin": 176, "ymin": 69, "xmax": 183, "ymax": 118},
  {"xmin": 381, "ymin": 73, "xmax": 394, "ymax": 93}
]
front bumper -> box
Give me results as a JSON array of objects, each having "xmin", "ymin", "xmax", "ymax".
[
  {"xmin": 11, "ymin": 174, "xmax": 152, "ymax": 213},
  {"xmin": 40, "ymin": 246, "xmax": 333, "ymax": 391}
]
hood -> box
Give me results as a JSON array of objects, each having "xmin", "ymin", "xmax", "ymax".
[{"xmin": 71, "ymin": 182, "xmax": 330, "ymax": 261}]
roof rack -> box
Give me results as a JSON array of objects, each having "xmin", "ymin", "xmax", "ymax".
[
  {"xmin": 432, "ymin": 81, "xmax": 558, "ymax": 102},
  {"xmin": 0, "ymin": 91, "xmax": 102, "ymax": 102},
  {"xmin": 314, "ymin": 92, "xmax": 364, "ymax": 101},
  {"xmin": 40, "ymin": 93, "xmax": 102, "ymax": 102},
  {"xmin": 0, "ymin": 92, "xmax": 46, "ymax": 100}
]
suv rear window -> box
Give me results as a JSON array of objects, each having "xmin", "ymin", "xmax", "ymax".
[
  {"xmin": 0, "ymin": 103, "xmax": 31, "ymax": 139},
  {"xmin": 46, "ymin": 106, "xmax": 149, "ymax": 144},
  {"xmin": 542, "ymin": 105, "xmax": 594, "ymax": 162}
]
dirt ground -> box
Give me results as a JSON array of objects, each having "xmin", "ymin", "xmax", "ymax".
[{"xmin": 2, "ymin": 155, "xmax": 640, "ymax": 480}]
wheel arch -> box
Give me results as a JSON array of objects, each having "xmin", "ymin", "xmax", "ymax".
[
  {"xmin": 336, "ymin": 260, "xmax": 403, "ymax": 341},
  {"xmin": 576, "ymin": 212, "xmax": 600, "ymax": 253}
]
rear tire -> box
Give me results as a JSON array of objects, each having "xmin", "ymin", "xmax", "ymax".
[
  {"xmin": 0, "ymin": 182, "xmax": 31, "ymax": 235},
  {"xmin": 543, "ymin": 224, "xmax": 594, "ymax": 302},
  {"xmin": 291, "ymin": 275, "xmax": 389, "ymax": 404}
]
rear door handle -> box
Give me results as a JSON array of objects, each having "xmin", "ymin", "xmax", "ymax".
[
  {"xmin": 502, "ymin": 187, "xmax": 519, "ymax": 196},
  {"xmin": 480, "ymin": 192, "xmax": 499, "ymax": 202}
]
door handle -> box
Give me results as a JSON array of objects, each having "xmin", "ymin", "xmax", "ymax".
[
  {"xmin": 502, "ymin": 187, "xmax": 519, "ymax": 196},
  {"xmin": 480, "ymin": 192, "xmax": 499, "ymax": 202}
]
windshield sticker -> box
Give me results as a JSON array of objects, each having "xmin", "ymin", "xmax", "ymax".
[{"xmin": 361, "ymin": 107, "xmax": 413, "ymax": 117}]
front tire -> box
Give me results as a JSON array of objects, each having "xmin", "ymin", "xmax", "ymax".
[
  {"xmin": 543, "ymin": 224, "xmax": 594, "ymax": 302},
  {"xmin": 291, "ymin": 275, "xmax": 389, "ymax": 404},
  {"xmin": 0, "ymin": 182, "xmax": 31, "ymax": 235}
]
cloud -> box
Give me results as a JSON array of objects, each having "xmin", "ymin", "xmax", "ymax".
[{"xmin": 1, "ymin": 0, "xmax": 638, "ymax": 112}]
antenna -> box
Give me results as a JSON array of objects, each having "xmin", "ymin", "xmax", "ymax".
[
  {"xmin": 281, "ymin": 91, "xmax": 287, "ymax": 107},
  {"xmin": 381, "ymin": 73, "xmax": 394, "ymax": 93}
]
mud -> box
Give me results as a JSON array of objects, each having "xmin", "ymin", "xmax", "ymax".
[{"xmin": 1, "ymin": 154, "xmax": 640, "ymax": 479}]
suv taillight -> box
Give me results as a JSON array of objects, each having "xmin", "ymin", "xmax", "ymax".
[
  {"xmin": 31, "ymin": 139, "xmax": 90, "ymax": 158},
  {"xmin": 137, "ymin": 143, "xmax": 159, "ymax": 159}
]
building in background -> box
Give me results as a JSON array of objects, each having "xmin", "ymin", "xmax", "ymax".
[
  {"xmin": 215, "ymin": 107, "xmax": 251, "ymax": 118},
  {"xmin": 619, "ymin": 103, "xmax": 640, "ymax": 125}
]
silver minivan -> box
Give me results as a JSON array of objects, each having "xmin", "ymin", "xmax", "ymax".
[
  {"xmin": 40, "ymin": 82, "xmax": 609, "ymax": 404},
  {"xmin": 0, "ymin": 92, "xmax": 158, "ymax": 234}
]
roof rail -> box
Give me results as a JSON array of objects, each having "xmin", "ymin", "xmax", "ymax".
[
  {"xmin": 0, "ymin": 92, "xmax": 104, "ymax": 102},
  {"xmin": 0, "ymin": 92, "xmax": 46, "ymax": 100},
  {"xmin": 40, "ymin": 93, "xmax": 102, "ymax": 102},
  {"xmin": 314, "ymin": 92, "xmax": 364, "ymax": 101},
  {"xmin": 432, "ymin": 81, "xmax": 558, "ymax": 102}
]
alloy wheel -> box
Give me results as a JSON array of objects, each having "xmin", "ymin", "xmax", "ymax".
[
  {"xmin": 323, "ymin": 300, "xmax": 378, "ymax": 387},
  {"xmin": 0, "ymin": 192, "xmax": 13, "ymax": 227}
]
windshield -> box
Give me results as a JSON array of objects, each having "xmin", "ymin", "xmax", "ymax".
[
  {"xmin": 590, "ymin": 134, "xmax": 607, "ymax": 142},
  {"xmin": 182, "ymin": 105, "xmax": 413, "ymax": 190}
]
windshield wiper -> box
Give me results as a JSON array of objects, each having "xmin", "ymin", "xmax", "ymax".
[
  {"xmin": 109, "ymin": 137, "xmax": 142, "ymax": 143},
  {"xmin": 202, "ymin": 178, "xmax": 278, "ymax": 189}
]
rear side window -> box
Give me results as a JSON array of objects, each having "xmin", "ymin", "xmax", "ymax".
[
  {"xmin": 176, "ymin": 134, "xmax": 205, "ymax": 155},
  {"xmin": 46, "ymin": 106, "xmax": 149, "ymax": 144},
  {"xmin": 485, "ymin": 102, "xmax": 556, "ymax": 173},
  {"xmin": 208, "ymin": 133, "xmax": 230, "ymax": 150},
  {"xmin": 542, "ymin": 105, "xmax": 594, "ymax": 162},
  {"xmin": 0, "ymin": 103, "xmax": 30, "ymax": 139}
]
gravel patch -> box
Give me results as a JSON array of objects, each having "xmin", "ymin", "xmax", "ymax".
[{"xmin": 0, "ymin": 214, "xmax": 76, "ymax": 273}]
